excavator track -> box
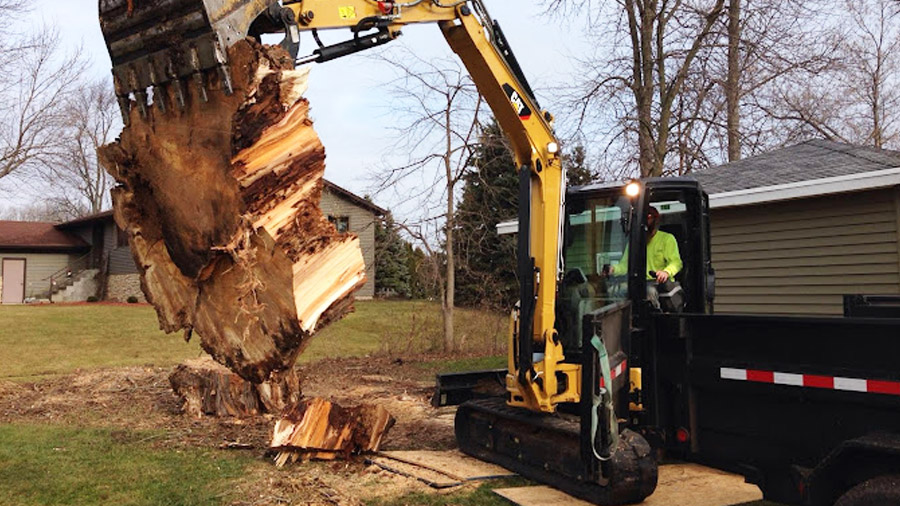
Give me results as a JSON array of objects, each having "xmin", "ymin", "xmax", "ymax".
[{"xmin": 455, "ymin": 398, "xmax": 657, "ymax": 505}]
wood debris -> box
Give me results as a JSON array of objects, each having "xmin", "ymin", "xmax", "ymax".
[
  {"xmin": 270, "ymin": 398, "xmax": 395, "ymax": 467},
  {"xmin": 98, "ymin": 40, "xmax": 366, "ymax": 383}
]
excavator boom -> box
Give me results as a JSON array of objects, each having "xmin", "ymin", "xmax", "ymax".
[{"xmin": 97, "ymin": 1, "xmax": 657, "ymax": 503}]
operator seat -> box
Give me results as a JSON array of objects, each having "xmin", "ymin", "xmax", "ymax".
[
  {"xmin": 557, "ymin": 268, "xmax": 596, "ymax": 351},
  {"xmin": 659, "ymin": 221, "xmax": 689, "ymax": 312}
]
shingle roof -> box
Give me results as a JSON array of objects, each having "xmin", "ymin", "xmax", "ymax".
[
  {"xmin": 56, "ymin": 210, "xmax": 114, "ymax": 229},
  {"xmin": 691, "ymin": 139, "xmax": 900, "ymax": 194},
  {"xmin": 0, "ymin": 221, "xmax": 89, "ymax": 251},
  {"xmin": 323, "ymin": 180, "xmax": 387, "ymax": 216}
]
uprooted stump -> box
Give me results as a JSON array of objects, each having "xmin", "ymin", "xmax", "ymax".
[
  {"xmin": 169, "ymin": 356, "xmax": 302, "ymax": 418},
  {"xmin": 98, "ymin": 39, "xmax": 366, "ymax": 383},
  {"xmin": 271, "ymin": 398, "xmax": 395, "ymax": 466}
]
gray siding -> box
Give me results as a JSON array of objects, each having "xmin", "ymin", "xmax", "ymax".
[
  {"xmin": 105, "ymin": 222, "xmax": 139, "ymax": 275},
  {"xmin": 319, "ymin": 188, "xmax": 378, "ymax": 298},
  {"xmin": 710, "ymin": 187, "xmax": 900, "ymax": 315},
  {"xmin": 0, "ymin": 252, "xmax": 80, "ymax": 299}
]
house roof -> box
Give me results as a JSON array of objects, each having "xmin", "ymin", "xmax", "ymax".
[
  {"xmin": 0, "ymin": 221, "xmax": 89, "ymax": 251},
  {"xmin": 55, "ymin": 210, "xmax": 114, "ymax": 229},
  {"xmin": 323, "ymin": 179, "xmax": 387, "ymax": 216},
  {"xmin": 691, "ymin": 139, "xmax": 900, "ymax": 208}
]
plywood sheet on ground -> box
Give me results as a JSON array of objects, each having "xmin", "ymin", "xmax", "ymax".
[
  {"xmin": 379, "ymin": 450, "xmax": 517, "ymax": 481},
  {"xmin": 494, "ymin": 463, "xmax": 762, "ymax": 506}
]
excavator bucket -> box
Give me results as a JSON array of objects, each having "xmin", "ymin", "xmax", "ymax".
[{"xmin": 99, "ymin": 0, "xmax": 279, "ymax": 122}]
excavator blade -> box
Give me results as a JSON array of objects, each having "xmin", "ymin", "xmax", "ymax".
[
  {"xmin": 98, "ymin": 0, "xmax": 274, "ymax": 122},
  {"xmin": 456, "ymin": 398, "xmax": 658, "ymax": 505}
]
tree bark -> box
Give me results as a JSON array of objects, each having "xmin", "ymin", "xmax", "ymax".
[
  {"xmin": 443, "ymin": 107, "xmax": 456, "ymax": 352},
  {"xmin": 169, "ymin": 356, "xmax": 302, "ymax": 418},
  {"xmin": 98, "ymin": 40, "xmax": 367, "ymax": 383},
  {"xmin": 726, "ymin": 0, "xmax": 742, "ymax": 161}
]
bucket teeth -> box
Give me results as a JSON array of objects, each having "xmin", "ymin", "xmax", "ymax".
[
  {"xmin": 100, "ymin": 0, "xmax": 269, "ymax": 122},
  {"xmin": 148, "ymin": 60, "xmax": 167, "ymax": 114}
]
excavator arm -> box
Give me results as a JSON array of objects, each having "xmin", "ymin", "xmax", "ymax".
[
  {"xmin": 99, "ymin": 2, "xmax": 657, "ymax": 503},
  {"xmin": 101, "ymin": 0, "xmax": 575, "ymax": 413}
]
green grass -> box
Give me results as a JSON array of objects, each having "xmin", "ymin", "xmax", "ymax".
[
  {"xmin": 0, "ymin": 305, "xmax": 202, "ymax": 381},
  {"xmin": 0, "ymin": 300, "xmax": 507, "ymax": 381},
  {"xmin": 307, "ymin": 300, "xmax": 507, "ymax": 362},
  {"xmin": 0, "ymin": 424, "xmax": 250, "ymax": 506}
]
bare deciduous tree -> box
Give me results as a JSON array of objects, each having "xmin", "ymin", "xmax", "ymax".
[
  {"xmin": 40, "ymin": 79, "xmax": 119, "ymax": 216},
  {"xmin": 373, "ymin": 48, "xmax": 484, "ymax": 352},
  {"xmin": 0, "ymin": 25, "xmax": 85, "ymax": 182}
]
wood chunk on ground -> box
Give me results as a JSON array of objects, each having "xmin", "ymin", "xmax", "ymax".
[
  {"xmin": 271, "ymin": 398, "xmax": 395, "ymax": 467},
  {"xmin": 169, "ymin": 356, "xmax": 301, "ymax": 418},
  {"xmin": 97, "ymin": 40, "xmax": 366, "ymax": 383}
]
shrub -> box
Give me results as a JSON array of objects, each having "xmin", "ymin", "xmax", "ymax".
[
  {"xmin": 86, "ymin": 296, "xmax": 99, "ymax": 303},
  {"xmin": 126, "ymin": 296, "xmax": 139, "ymax": 304}
]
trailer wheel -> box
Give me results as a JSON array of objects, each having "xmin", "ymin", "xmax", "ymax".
[{"xmin": 835, "ymin": 475, "xmax": 900, "ymax": 506}]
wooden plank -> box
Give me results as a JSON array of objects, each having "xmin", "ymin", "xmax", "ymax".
[{"xmin": 494, "ymin": 463, "xmax": 762, "ymax": 506}]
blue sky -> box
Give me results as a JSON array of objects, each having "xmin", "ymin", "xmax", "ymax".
[{"xmin": 19, "ymin": 1, "xmax": 591, "ymax": 216}]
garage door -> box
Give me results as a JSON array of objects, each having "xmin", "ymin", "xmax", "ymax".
[{"xmin": 1, "ymin": 258, "xmax": 26, "ymax": 304}]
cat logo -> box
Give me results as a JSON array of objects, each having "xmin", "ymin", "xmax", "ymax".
[
  {"xmin": 503, "ymin": 84, "xmax": 531, "ymax": 120},
  {"xmin": 339, "ymin": 6, "xmax": 357, "ymax": 19}
]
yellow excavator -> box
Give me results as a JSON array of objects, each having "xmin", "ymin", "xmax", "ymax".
[{"xmin": 99, "ymin": 1, "xmax": 657, "ymax": 503}]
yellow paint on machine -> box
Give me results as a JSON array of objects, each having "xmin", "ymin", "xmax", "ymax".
[{"xmin": 338, "ymin": 6, "xmax": 357, "ymax": 19}]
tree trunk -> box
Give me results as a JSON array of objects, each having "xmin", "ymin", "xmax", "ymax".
[
  {"xmin": 443, "ymin": 110, "xmax": 456, "ymax": 352},
  {"xmin": 169, "ymin": 356, "xmax": 302, "ymax": 418},
  {"xmin": 98, "ymin": 40, "xmax": 367, "ymax": 383},
  {"xmin": 726, "ymin": 0, "xmax": 742, "ymax": 161}
]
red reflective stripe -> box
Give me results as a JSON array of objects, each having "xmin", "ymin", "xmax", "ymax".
[
  {"xmin": 746, "ymin": 370, "xmax": 774, "ymax": 383},
  {"xmin": 803, "ymin": 375, "xmax": 833, "ymax": 389},
  {"xmin": 867, "ymin": 380, "xmax": 900, "ymax": 396}
]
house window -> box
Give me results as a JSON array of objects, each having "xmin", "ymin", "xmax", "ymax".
[{"xmin": 328, "ymin": 215, "xmax": 350, "ymax": 233}]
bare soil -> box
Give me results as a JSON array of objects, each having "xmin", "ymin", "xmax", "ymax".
[
  {"xmin": 0, "ymin": 356, "xmax": 764, "ymax": 506},
  {"xmin": 0, "ymin": 356, "xmax": 461, "ymax": 505}
]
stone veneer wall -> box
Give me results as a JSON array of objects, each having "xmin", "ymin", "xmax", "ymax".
[{"xmin": 106, "ymin": 273, "xmax": 146, "ymax": 302}]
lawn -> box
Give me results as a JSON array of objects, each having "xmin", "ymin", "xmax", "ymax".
[
  {"xmin": 0, "ymin": 300, "xmax": 507, "ymax": 381},
  {"xmin": 0, "ymin": 424, "xmax": 251, "ymax": 505}
]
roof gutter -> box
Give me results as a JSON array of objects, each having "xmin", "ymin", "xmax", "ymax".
[{"xmin": 708, "ymin": 166, "xmax": 900, "ymax": 209}]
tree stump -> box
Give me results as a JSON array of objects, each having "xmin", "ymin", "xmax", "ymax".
[
  {"xmin": 169, "ymin": 356, "xmax": 301, "ymax": 418},
  {"xmin": 98, "ymin": 40, "xmax": 366, "ymax": 383}
]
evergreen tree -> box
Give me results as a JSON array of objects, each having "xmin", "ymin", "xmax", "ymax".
[
  {"xmin": 454, "ymin": 124, "xmax": 600, "ymax": 309},
  {"xmin": 563, "ymin": 143, "xmax": 597, "ymax": 187},
  {"xmin": 454, "ymin": 120, "xmax": 519, "ymax": 309},
  {"xmin": 374, "ymin": 215, "xmax": 411, "ymax": 297}
]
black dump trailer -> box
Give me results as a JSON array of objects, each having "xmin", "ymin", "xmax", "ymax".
[{"xmin": 645, "ymin": 310, "xmax": 900, "ymax": 505}]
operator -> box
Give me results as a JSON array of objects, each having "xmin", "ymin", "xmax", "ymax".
[{"xmin": 605, "ymin": 207, "xmax": 683, "ymax": 308}]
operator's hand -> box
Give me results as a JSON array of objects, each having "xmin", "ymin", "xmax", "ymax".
[{"xmin": 655, "ymin": 270, "xmax": 669, "ymax": 284}]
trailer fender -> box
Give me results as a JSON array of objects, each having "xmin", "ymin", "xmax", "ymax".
[{"xmin": 806, "ymin": 432, "xmax": 900, "ymax": 506}]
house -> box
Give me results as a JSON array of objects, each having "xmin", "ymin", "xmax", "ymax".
[
  {"xmin": 0, "ymin": 180, "xmax": 386, "ymax": 304},
  {"xmin": 0, "ymin": 221, "xmax": 91, "ymax": 304},
  {"xmin": 691, "ymin": 139, "xmax": 900, "ymax": 315},
  {"xmin": 320, "ymin": 180, "xmax": 387, "ymax": 299}
]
